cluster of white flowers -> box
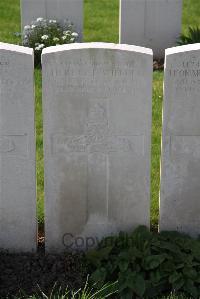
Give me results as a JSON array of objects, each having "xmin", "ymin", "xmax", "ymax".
[
  {"xmin": 24, "ymin": 25, "xmax": 31, "ymax": 30},
  {"xmin": 53, "ymin": 37, "xmax": 59, "ymax": 42},
  {"xmin": 35, "ymin": 44, "xmax": 45, "ymax": 51},
  {"xmin": 61, "ymin": 31, "xmax": 78, "ymax": 42},
  {"xmin": 36, "ymin": 17, "xmax": 44, "ymax": 22},
  {"xmin": 41, "ymin": 35, "xmax": 49, "ymax": 40},
  {"xmin": 63, "ymin": 30, "xmax": 71, "ymax": 35},
  {"xmin": 72, "ymin": 32, "xmax": 78, "ymax": 38},
  {"xmin": 49, "ymin": 19, "xmax": 57, "ymax": 24},
  {"xmin": 22, "ymin": 17, "xmax": 79, "ymax": 65}
]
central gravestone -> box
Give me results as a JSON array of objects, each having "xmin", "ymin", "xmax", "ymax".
[{"xmin": 42, "ymin": 43, "xmax": 152, "ymax": 251}]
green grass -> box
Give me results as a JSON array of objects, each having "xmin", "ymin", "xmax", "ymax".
[
  {"xmin": 15, "ymin": 296, "xmax": 190, "ymax": 299},
  {"xmin": 182, "ymin": 0, "xmax": 200, "ymax": 34},
  {"xmin": 84, "ymin": 0, "xmax": 119, "ymax": 43},
  {"xmin": 0, "ymin": 0, "xmax": 20, "ymax": 44},
  {"xmin": 151, "ymin": 71, "xmax": 163, "ymax": 228},
  {"xmin": 16, "ymin": 281, "xmax": 118, "ymax": 299},
  {"xmin": 35, "ymin": 69, "xmax": 44, "ymax": 226},
  {"xmin": 0, "ymin": 0, "xmax": 199, "ymax": 229}
]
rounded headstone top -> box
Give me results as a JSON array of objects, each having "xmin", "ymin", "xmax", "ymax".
[
  {"xmin": 165, "ymin": 43, "xmax": 200, "ymax": 56},
  {"xmin": 0, "ymin": 42, "xmax": 33, "ymax": 55},
  {"xmin": 42, "ymin": 42, "xmax": 153, "ymax": 56}
]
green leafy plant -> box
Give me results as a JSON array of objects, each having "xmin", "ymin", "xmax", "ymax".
[
  {"xmin": 177, "ymin": 26, "xmax": 200, "ymax": 45},
  {"xmin": 86, "ymin": 226, "xmax": 200, "ymax": 299},
  {"xmin": 22, "ymin": 18, "xmax": 78, "ymax": 66}
]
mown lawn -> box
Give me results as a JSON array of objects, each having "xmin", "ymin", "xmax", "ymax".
[{"xmin": 0, "ymin": 0, "xmax": 199, "ymax": 228}]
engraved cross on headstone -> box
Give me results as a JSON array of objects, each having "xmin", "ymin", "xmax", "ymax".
[{"xmin": 52, "ymin": 101, "xmax": 143, "ymax": 219}]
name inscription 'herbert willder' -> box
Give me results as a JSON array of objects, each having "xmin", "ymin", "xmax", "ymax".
[{"xmin": 47, "ymin": 61, "xmax": 140, "ymax": 95}]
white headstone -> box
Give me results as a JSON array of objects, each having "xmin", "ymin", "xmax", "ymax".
[
  {"xmin": 0, "ymin": 43, "xmax": 36, "ymax": 252},
  {"xmin": 160, "ymin": 44, "xmax": 200, "ymax": 237},
  {"xmin": 21, "ymin": 0, "xmax": 83, "ymax": 40},
  {"xmin": 42, "ymin": 43, "xmax": 153, "ymax": 252},
  {"xmin": 120, "ymin": 0, "xmax": 183, "ymax": 59}
]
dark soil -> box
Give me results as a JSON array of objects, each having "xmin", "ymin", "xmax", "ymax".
[
  {"xmin": 153, "ymin": 59, "xmax": 164, "ymax": 71},
  {"xmin": 0, "ymin": 246, "xmax": 87, "ymax": 298}
]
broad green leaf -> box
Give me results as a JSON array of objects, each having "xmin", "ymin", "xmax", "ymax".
[
  {"xmin": 169, "ymin": 272, "xmax": 182, "ymax": 284},
  {"xmin": 172, "ymin": 277, "xmax": 185, "ymax": 292},
  {"xmin": 162, "ymin": 260, "xmax": 176, "ymax": 273},
  {"xmin": 184, "ymin": 279, "xmax": 198, "ymax": 298},
  {"xmin": 120, "ymin": 289, "xmax": 133, "ymax": 299},
  {"xmin": 86, "ymin": 246, "xmax": 113, "ymax": 265},
  {"xmin": 127, "ymin": 274, "xmax": 146, "ymax": 297},
  {"xmin": 144, "ymin": 254, "xmax": 166, "ymax": 270},
  {"xmin": 118, "ymin": 271, "xmax": 130, "ymax": 292},
  {"xmin": 150, "ymin": 269, "xmax": 162, "ymax": 284},
  {"xmin": 118, "ymin": 260, "xmax": 129, "ymax": 272},
  {"xmin": 90, "ymin": 268, "xmax": 107, "ymax": 287},
  {"xmin": 183, "ymin": 267, "xmax": 197, "ymax": 279}
]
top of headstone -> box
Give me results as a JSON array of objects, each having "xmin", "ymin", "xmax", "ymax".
[
  {"xmin": 165, "ymin": 43, "xmax": 200, "ymax": 56},
  {"xmin": 42, "ymin": 42, "xmax": 153, "ymax": 56},
  {"xmin": 0, "ymin": 42, "xmax": 33, "ymax": 55}
]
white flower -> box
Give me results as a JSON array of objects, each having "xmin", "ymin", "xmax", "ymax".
[
  {"xmin": 70, "ymin": 37, "xmax": 75, "ymax": 42},
  {"xmin": 53, "ymin": 37, "xmax": 59, "ymax": 42},
  {"xmin": 62, "ymin": 36, "xmax": 67, "ymax": 40},
  {"xmin": 63, "ymin": 30, "xmax": 71, "ymax": 35},
  {"xmin": 24, "ymin": 25, "xmax": 31, "ymax": 30},
  {"xmin": 49, "ymin": 20, "xmax": 57, "ymax": 23},
  {"xmin": 41, "ymin": 35, "xmax": 49, "ymax": 40},
  {"xmin": 35, "ymin": 44, "xmax": 45, "ymax": 51},
  {"xmin": 37, "ymin": 17, "xmax": 44, "ymax": 22},
  {"xmin": 31, "ymin": 25, "xmax": 36, "ymax": 29},
  {"xmin": 71, "ymin": 32, "xmax": 78, "ymax": 38}
]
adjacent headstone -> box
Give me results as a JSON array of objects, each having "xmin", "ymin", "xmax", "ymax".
[
  {"xmin": 160, "ymin": 44, "xmax": 200, "ymax": 237},
  {"xmin": 21, "ymin": 0, "xmax": 83, "ymax": 41},
  {"xmin": 42, "ymin": 43, "xmax": 153, "ymax": 252},
  {"xmin": 120, "ymin": 0, "xmax": 183, "ymax": 59},
  {"xmin": 0, "ymin": 43, "xmax": 36, "ymax": 252}
]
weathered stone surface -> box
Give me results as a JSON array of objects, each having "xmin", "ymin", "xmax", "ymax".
[
  {"xmin": 21, "ymin": 0, "xmax": 83, "ymax": 40},
  {"xmin": 160, "ymin": 44, "xmax": 200, "ymax": 237},
  {"xmin": 120, "ymin": 0, "xmax": 182, "ymax": 59},
  {"xmin": 0, "ymin": 43, "xmax": 36, "ymax": 252},
  {"xmin": 42, "ymin": 43, "xmax": 152, "ymax": 251}
]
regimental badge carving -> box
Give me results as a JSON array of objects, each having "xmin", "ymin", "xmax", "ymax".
[
  {"xmin": 87, "ymin": 103, "xmax": 107, "ymax": 124},
  {"xmin": 52, "ymin": 102, "xmax": 144, "ymax": 155}
]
